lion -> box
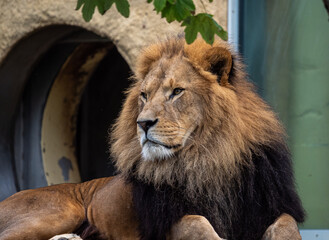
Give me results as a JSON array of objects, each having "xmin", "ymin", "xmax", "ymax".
[{"xmin": 0, "ymin": 37, "xmax": 304, "ymax": 240}]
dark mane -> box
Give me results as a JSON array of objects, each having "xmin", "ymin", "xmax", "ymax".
[{"xmin": 130, "ymin": 141, "xmax": 305, "ymax": 240}]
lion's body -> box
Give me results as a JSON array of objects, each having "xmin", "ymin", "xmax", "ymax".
[
  {"xmin": 110, "ymin": 38, "xmax": 305, "ymax": 240},
  {"xmin": 0, "ymin": 38, "xmax": 304, "ymax": 240}
]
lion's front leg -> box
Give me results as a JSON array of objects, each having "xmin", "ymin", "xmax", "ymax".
[
  {"xmin": 262, "ymin": 214, "xmax": 302, "ymax": 240},
  {"xmin": 167, "ymin": 215, "xmax": 225, "ymax": 240}
]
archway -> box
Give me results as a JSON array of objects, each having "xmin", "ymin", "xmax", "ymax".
[{"xmin": 0, "ymin": 25, "xmax": 130, "ymax": 200}]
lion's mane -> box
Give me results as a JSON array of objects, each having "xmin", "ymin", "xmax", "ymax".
[{"xmin": 110, "ymin": 38, "xmax": 305, "ymax": 240}]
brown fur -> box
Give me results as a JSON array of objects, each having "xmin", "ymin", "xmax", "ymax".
[
  {"xmin": 111, "ymin": 38, "xmax": 285, "ymax": 202},
  {"xmin": 262, "ymin": 214, "xmax": 302, "ymax": 240}
]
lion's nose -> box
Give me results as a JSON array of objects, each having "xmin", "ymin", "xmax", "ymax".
[{"xmin": 137, "ymin": 119, "xmax": 158, "ymax": 133}]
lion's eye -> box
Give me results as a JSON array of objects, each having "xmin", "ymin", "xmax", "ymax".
[
  {"xmin": 170, "ymin": 88, "xmax": 184, "ymax": 99},
  {"xmin": 141, "ymin": 92, "xmax": 147, "ymax": 101}
]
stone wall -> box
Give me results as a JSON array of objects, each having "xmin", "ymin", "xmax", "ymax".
[{"xmin": 0, "ymin": 0, "xmax": 227, "ymax": 70}]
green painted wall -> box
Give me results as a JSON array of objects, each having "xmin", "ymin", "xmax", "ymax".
[{"xmin": 241, "ymin": 0, "xmax": 329, "ymax": 228}]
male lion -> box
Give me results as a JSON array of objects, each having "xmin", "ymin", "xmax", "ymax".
[{"xmin": 0, "ymin": 38, "xmax": 305, "ymax": 240}]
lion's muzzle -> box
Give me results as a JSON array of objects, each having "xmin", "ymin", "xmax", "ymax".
[
  {"xmin": 137, "ymin": 118, "xmax": 158, "ymax": 133},
  {"xmin": 137, "ymin": 118, "xmax": 179, "ymax": 161}
]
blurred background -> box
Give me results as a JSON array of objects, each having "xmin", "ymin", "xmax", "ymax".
[
  {"xmin": 0, "ymin": 0, "xmax": 328, "ymax": 238},
  {"xmin": 237, "ymin": 0, "xmax": 329, "ymax": 235}
]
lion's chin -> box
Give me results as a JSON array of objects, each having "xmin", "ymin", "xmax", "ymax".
[{"xmin": 141, "ymin": 141, "xmax": 174, "ymax": 161}]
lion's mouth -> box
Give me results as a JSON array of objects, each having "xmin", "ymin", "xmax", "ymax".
[{"xmin": 144, "ymin": 138, "xmax": 181, "ymax": 149}]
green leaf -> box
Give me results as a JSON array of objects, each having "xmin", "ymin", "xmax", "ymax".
[
  {"xmin": 182, "ymin": 13, "xmax": 228, "ymax": 44},
  {"xmin": 82, "ymin": 0, "xmax": 96, "ymax": 22},
  {"xmin": 77, "ymin": 0, "xmax": 129, "ymax": 21},
  {"xmin": 96, "ymin": 0, "xmax": 106, "ymax": 14},
  {"xmin": 161, "ymin": 0, "xmax": 195, "ymax": 23},
  {"xmin": 147, "ymin": 0, "xmax": 153, "ymax": 3},
  {"xmin": 154, "ymin": 0, "xmax": 166, "ymax": 13},
  {"xmin": 76, "ymin": 0, "xmax": 84, "ymax": 10},
  {"xmin": 77, "ymin": 0, "xmax": 106, "ymax": 21},
  {"xmin": 179, "ymin": 0, "xmax": 195, "ymax": 12},
  {"xmin": 209, "ymin": 0, "xmax": 213, "ymax": 2},
  {"xmin": 175, "ymin": 0, "xmax": 195, "ymax": 21},
  {"xmin": 104, "ymin": 0, "xmax": 115, "ymax": 11},
  {"xmin": 115, "ymin": 0, "xmax": 130, "ymax": 18},
  {"xmin": 182, "ymin": 16, "xmax": 197, "ymax": 44},
  {"xmin": 161, "ymin": 2, "xmax": 177, "ymax": 23},
  {"xmin": 213, "ymin": 20, "xmax": 228, "ymax": 41},
  {"xmin": 184, "ymin": 20, "xmax": 198, "ymax": 43}
]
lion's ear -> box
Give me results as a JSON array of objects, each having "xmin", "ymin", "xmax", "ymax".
[{"xmin": 205, "ymin": 47, "xmax": 233, "ymax": 86}]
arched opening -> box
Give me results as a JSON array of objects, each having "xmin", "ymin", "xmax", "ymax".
[
  {"xmin": 77, "ymin": 47, "xmax": 131, "ymax": 182},
  {"xmin": 0, "ymin": 25, "xmax": 131, "ymax": 200}
]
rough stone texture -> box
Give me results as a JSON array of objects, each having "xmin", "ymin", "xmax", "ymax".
[{"xmin": 0, "ymin": 0, "xmax": 227, "ymax": 70}]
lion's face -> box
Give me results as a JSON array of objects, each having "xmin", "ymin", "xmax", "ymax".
[
  {"xmin": 111, "ymin": 38, "xmax": 284, "ymax": 198},
  {"xmin": 136, "ymin": 55, "xmax": 203, "ymax": 160}
]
